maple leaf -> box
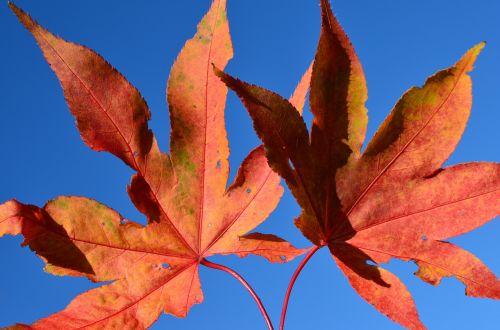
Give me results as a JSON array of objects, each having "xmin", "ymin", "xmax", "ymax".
[
  {"xmin": 0, "ymin": 1, "xmax": 309, "ymax": 328},
  {"xmin": 215, "ymin": 0, "xmax": 500, "ymax": 328}
]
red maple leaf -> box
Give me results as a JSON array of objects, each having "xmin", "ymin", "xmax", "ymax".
[
  {"xmin": 0, "ymin": 1, "xmax": 309, "ymax": 328},
  {"xmin": 216, "ymin": 0, "xmax": 500, "ymax": 328}
]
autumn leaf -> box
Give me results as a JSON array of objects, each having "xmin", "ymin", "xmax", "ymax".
[
  {"xmin": 215, "ymin": 0, "xmax": 500, "ymax": 328},
  {"xmin": 1, "ymin": 1, "xmax": 308, "ymax": 328}
]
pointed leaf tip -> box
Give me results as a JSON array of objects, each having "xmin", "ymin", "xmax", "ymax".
[
  {"xmin": 458, "ymin": 42, "xmax": 485, "ymax": 73},
  {"xmin": 471, "ymin": 41, "xmax": 486, "ymax": 56},
  {"xmin": 212, "ymin": 64, "xmax": 223, "ymax": 77},
  {"xmin": 212, "ymin": 65, "xmax": 231, "ymax": 84},
  {"xmin": 320, "ymin": 0, "xmax": 336, "ymax": 23},
  {"xmin": 213, "ymin": 66, "xmax": 239, "ymax": 93},
  {"xmin": 8, "ymin": 1, "xmax": 21, "ymax": 17},
  {"xmin": 8, "ymin": 2, "xmax": 36, "ymax": 32}
]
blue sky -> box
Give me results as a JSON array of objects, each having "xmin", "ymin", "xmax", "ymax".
[{"xmin": 0, "ymin": 1, "xmax": 498, "ymax": 329}]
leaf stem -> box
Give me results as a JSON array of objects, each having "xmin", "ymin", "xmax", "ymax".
[
  {"xmin": 200, "ymin": 258, "xmax": 274, "ymax": 330},
  {"xmin": 280, "ymin": 245, "xmax": 322, "ymax": 330}
]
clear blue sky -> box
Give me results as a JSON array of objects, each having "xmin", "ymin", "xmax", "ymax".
[{"xmin": 0, "ymin": 1, "xmax": 498, "ymax": 329}]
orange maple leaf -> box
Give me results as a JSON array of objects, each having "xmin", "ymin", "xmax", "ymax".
[
  {"xmin": 216, "ymin": 0, "xmax": 500, "ymax": 328},
  {"xmin": 0, "ymin": 1, "xmax": 309, "ymax": 328}
]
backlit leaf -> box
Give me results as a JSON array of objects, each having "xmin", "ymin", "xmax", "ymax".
[
  {"xmin": 218, "ymin": 0, "xmax": 499, "ymax": 328},
  {"xmin": 2, "ymin": 1, "xmax": 308, "ymax": 328}
]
